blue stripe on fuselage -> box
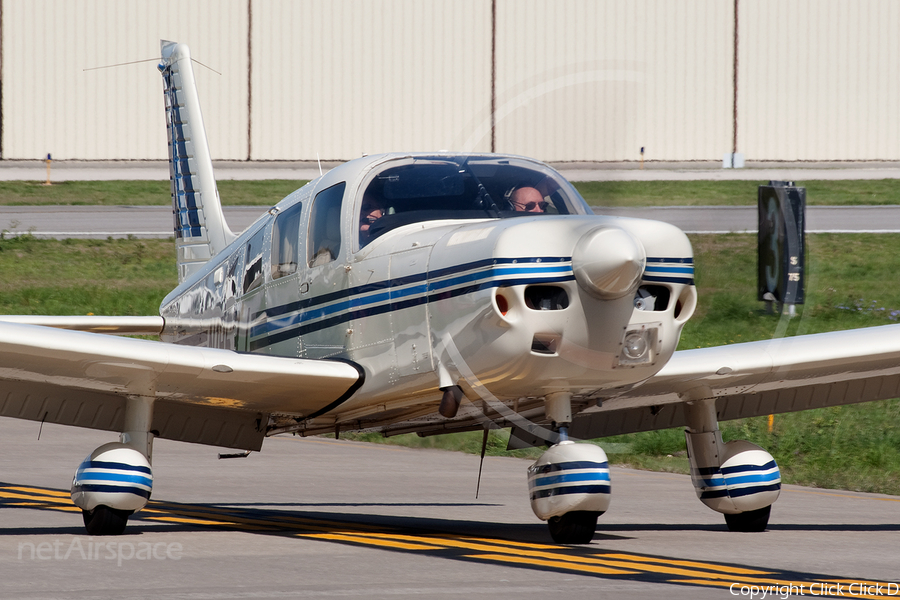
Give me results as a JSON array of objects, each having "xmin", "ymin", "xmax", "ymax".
[
  {"xmin": 256, "ymin": 257, "xmax": 569, "ymax": 322},
  {"xmin": 248, "ymin": 257, "xmax": 574, "ymax": 351},
  {"xmin": 644, "ymin": 257, "xmax": 695, "ymax": 285},
  {"xmin": 246, "ymin": 255, "xmax": 692, "ymax": 351}
]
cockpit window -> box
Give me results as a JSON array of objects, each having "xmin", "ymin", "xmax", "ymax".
[
  {"xmin": 243, "ymin": 227, "xmax": 266, "ymax": 294},
  {"xmin": 271, "ymin": 201, "xmax": 303, "ymax": 279},
  {"xmin": 356, "ymin": 156, "xmax": 590, "ymax": 247}
]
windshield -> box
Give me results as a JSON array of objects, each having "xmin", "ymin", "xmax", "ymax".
[{"xmin": 358, "ymin": 155, "xmax": 591, "ymax": 247}]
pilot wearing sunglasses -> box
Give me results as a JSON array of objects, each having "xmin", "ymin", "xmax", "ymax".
[{"xmin": 509, "ymin": 186, "xmax": 548, "ymax": 213}]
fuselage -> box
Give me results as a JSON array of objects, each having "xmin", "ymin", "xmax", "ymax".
[{"xmin": 159, "ymin": 153, "xmax": 696, "ymax": 431}]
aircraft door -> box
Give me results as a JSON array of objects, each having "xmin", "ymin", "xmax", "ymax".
[
  {"xmin": 218, "ymin": 252, "xmax": 242, "ymax": 351},
  {"xmin": 301, "ymin": 182, "xmax": 350, "ymax": 359},
  {"xmin": 389, "ymin": 246, "xmax": 434, "ymax": 378},
  {"xmin": 254, "ymin": 199, "xmax": 307, "ymax": 358},
  {"xmin": 347, "ymin": 249, "xmax": 395, "ymax": 379}
]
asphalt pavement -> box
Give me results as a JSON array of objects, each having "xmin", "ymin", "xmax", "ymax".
[
  {"xmin": 2, "ymin": 161, "xmax": 899, "ymax": 598},
  {"xmin": 1, "ymin": 419, "xmax": 898, "ymax": 599},
  {"xmin": 1, "ymin": 204, "xmax": 899, "ymax": 238},
  {"xmin": 2, "ymin": 160, "xmax": 899, "ymax": 237}
]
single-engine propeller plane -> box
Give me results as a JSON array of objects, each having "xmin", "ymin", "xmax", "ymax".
[{"xmin": 3, "ymin": 41, "xmax": 900, "ymax": 543}]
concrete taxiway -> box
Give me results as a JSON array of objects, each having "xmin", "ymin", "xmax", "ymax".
[
  {"xmin": 0, "ymin": 419, "xmax": 897, "ymax": 599},
  {"xmin": 2, "ymin": 159, "xmax": 899, "ymax": 237},
  {"xmin": 2, "ymin": 204, "xmax": 900, "ymax": 239}
]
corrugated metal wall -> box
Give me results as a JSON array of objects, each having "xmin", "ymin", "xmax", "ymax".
[
  {"xmin": 0, "ymin": 0, "xmax": 897, "ymax": 162},
  {"xmin": 249, "ymin": 0, "xmax": 492, "ymax": 160},
  {"xmin": 493, "ymin": 0, "xmax": 734, "ymax": 161},
  {"xmin": 1, "ymin": 0, "xmax": 249, "ymax": 160},
  {"xmin": 738, "ymin": 0, "xmax": 900, "ymax": 161}
]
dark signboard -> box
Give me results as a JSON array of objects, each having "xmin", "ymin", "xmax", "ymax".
[{"xmin": 758, "ymin": 182, "xmax": 805, "ymax": 305}]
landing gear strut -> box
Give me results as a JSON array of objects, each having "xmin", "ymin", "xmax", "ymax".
[
  {"xmin": 70, "ymin": 396, "xmax": 155, "ymax": 535},
  {"xmin": 682, "ymin": 390, "xmax": 781, "ymax": 532}
]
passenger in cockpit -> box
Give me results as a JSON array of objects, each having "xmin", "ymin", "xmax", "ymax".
[{"xmin": 359, "ymin": 191, "xmax": 385, "ymax": 246}]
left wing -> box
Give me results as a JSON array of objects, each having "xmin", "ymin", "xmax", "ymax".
[
  {"xmin": 0, "ymin": 321, "xmax": 363, "ymax": 450},
  {"xmin": 0, "ymin": 315, "xmax": 165, "ymax": 335},
  {"xmin": 569, "ymin": 323, "xmax": 900, "ymax": 439}
]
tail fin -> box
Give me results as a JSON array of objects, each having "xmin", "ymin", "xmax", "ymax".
[{"xmin": 158, "ymin": 40, "xmax": 236, "ymax": 283}]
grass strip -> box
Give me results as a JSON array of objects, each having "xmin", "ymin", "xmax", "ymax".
[
  {"xmin": 2, "ymin": 234, "xmax": 899, "ymax": 495},
  {"xmin": 0, "ymin": 180, "xmax": 308, "ymax": 206},
  {"xmin": 345, "ymin": 233, "xmax": 900, "ymax": 495},
  {"xmin": 577, "ymin": 179, "xmax": 900, "ymax": 207},
  {"xmin": 0, "ymin": 179, "xmax": 898, "ymax": 207}
]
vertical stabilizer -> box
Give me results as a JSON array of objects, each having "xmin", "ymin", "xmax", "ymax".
[{"xmin": 158, "ymin": 40, "xmax": 236, "ymax": 282}]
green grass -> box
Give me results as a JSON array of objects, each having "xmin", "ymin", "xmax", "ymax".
[
  {"xmin": 680, "ymin": 233, "xmax": 900, "ymax": 346},
  {"xmin": 2, "ymin": 230, "xmax": 900, "ymax": 495},
  {"xmin": 599, "ymin": 234, "xmax": 900, "ymax": 494},
  {"xmin": 575, "ymin": 179, "xmax": 900, "ymax": 207},
  {"xmin": 598, "ymin": 401, "xmax": 900, "ymax": 494},
  {"xmin": 0, "ymin": 180, "xmax": 308, "ymax": 206},
  {"xmin": 345, "ymin": 234, "xmax": 900, "ymax": 495},
  {"xmin": 0, "ymin": 178, "xmax": 898, "ymax": 207},
  {"xmin": 0, "ymin": 236, "xmax": 177, "ymax": 315}
]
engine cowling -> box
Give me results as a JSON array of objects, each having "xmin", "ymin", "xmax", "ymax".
[{"xmin": 71, "ymin": 442, "xmax": 153, "ymax": 513}]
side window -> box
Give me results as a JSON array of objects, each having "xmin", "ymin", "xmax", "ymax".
[
  {"xmin": 307, "ymin": 182, "xmax": 345, "ymax": 267},
  {"xmin": 271, "ymin": 202, "xmax": 303, "ymax": 279},
  {"xmin": 243, "ymin": 227, "xmax": 266, "ymax": 294}
]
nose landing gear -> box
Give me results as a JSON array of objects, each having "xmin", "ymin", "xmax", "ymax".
[{"xmin": 528, "ymin": 392, "xmax": 610, "ymax": 544}]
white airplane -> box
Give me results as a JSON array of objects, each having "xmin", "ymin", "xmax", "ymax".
[{"xmin": 2, "ymin": 40, "xmax": 900, "ymax": 543}]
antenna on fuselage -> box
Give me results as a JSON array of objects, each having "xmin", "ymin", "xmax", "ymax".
[
  {"xmin": 317, "ymin": 152, "xmax": 323, "ymax": 177},
  {"xmin": 475, "ymin": 427, "xmax": 489, "ymax": 499}
]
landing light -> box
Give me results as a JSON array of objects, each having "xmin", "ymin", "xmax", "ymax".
[
  {"xmin": 623, "ymin": 332, "xmax": 648, "ymax": 360},
  {"xmin": 617, "ymin": 326, "xmax": 658, "ymax": 366}
]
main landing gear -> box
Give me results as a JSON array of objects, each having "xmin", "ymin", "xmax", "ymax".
[
  {"xmin": 527, "ymin": 389, "xmax": 782, "ymax": 543},
  {"xmin": 82, "ymin": 504, "xmax": 133, "ymax": 536},
  {"xmin": 682, "ymin": 389, "xmax": 781, "ymax": 532},
  {"xmin": 70, "ymin": 397, "xmax": 154, "ymax": 535}
]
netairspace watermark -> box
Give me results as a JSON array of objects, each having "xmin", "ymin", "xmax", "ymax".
[
  {"xmin": 18, "ymin": 538, "xmax": 182, "ymax": 567},
  {"xmin": 730, "ymin": 582, "xmax": 900, "ymax": 598}
]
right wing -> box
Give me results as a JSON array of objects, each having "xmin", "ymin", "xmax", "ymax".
[
  {"xmin": 569, "ymin": 323, "xmax": 900, "ymax": 439},
  {"xmin": 0, "ymin": 321, "xmax": 363, "ymax": 450}
]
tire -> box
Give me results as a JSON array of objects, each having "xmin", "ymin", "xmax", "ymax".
[
  {"xmin": 724, "ymin": 505, "xmax": 771, "ymax": 533},
  {"xmin": 547, "ymin": 511, "xmax": 600, "ymax": 544},
  {"xmin": 82, "ymin": 505, "xmax": 131, "ymax": 536}
]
